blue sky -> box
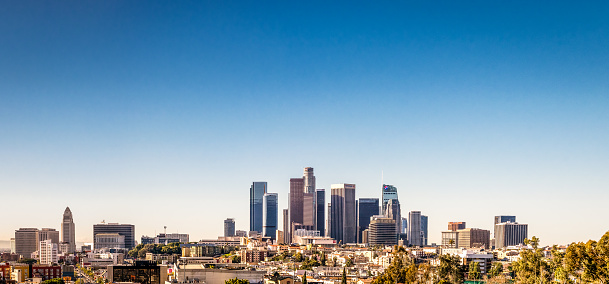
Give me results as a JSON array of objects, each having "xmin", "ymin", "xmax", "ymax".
[{"xmin": 1, "ymin": 1, "xmax": 608, "ymax": 245}]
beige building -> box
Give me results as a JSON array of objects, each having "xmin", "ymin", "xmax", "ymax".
[{"xmin": 457, "ymin": 228, "xmax": 490, "ymax": 249}]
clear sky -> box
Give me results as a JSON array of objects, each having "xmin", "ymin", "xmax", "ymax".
[{"xmin": 1, "ymin": 1, "xmax": 608, "ymax": 246}]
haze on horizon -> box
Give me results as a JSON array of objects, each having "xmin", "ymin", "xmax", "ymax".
[{"xmin": 1, "ymin": 1, "xmax": 608, "ymax": 246}]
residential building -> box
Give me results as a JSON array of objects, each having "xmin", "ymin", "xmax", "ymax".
[
  {"xmin": 357, "ymin": 198, "xmax": 379, "ymax": 243},
  {"xmin": 457, "ymin": 228, "xmax": 491, "ymax": 249},
  {"xmin": 495, "ymin": 222, "xmax": 528, "ymax": 249},
  {"xmin": 39, "ymin": 240, "xmax": 58, "ymax": 265},
  {"xmin": 262, "ymin": 193, "xmax": 278, "ymax": 240},
  {"xmin": 250, "ymin": 182, "xmax": 268, "ymax": 233},
  {"xmin": 61, "ymin": 207, "xmax": 76, "ymax": 253},
  {"xmin": 224, "ymin": 218, "xmax": 235, "ymax": 237},
  {"xmin": 15, "ymin": 228, "xmax": 38, "ymax": 258},
  {"xmin": 93, "ymin": 223, "xmax": 136, "ymax": 250},
  {"xmin": 368, "ymin": 215, "xmax": 397, "ymax": 246},
  {"xmin": 330, "ymin": 183, "xmax": 356, "ymax": 244}
]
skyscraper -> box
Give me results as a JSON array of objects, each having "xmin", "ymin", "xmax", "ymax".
[
  {"xmin": 250, "ymin": 182, "xmax": 267, "ymax": 233},
  {"xmin": 457, "ymin": 228, "xmax": 491, "ymax": 249},
  {"xmin": 330, "ymin": 183, "xmax": 356, "ymax": 244},
  {"xmin": 381, "ymin": 184, "xmax": 398, "ymax": 215},
  {"xmin": 315, "ymin": 189, "xmax": 325, "ymax": 234},
  {"xmin": 408, "ymin": 211, "xmax": 422, "ymax": 246},
  {"xmin": 494, "ymin": 215, "xmax": 516, "ymax": 240},
  {"xmin": 37, "ymin": 228, "xmax": 60, "ymax": 245},
  {"xmin": 224, "ymin": 218, "xmax": 236, "ymax": 237},
  {"xmin": 368, "ymin": 215, "xmax": 397, "ymax": 246},
  {"xmin": 358, "ymin": 198, "xmax": 380, "ymax": 243},
  {"xmin": 289, "ymin": 178, "xmax": 304, "ymax": 234},
  {"xmin": 303, "ymin": 167, "xmax": 316, "ymax": 194},
  {"xmin": 282, "ymin": 209, "xmax": 289, "ymax": 244},
  {"xmin": 448, "ymin": 222, "xmax": 466, "ymax": 231},
  {"xmin": 262, "ymin": 193, "xmax": 278, "ymax": 240},
  {"xmin": 495, "ymin": 222, "xmax": 528, "ymax": 249},
  {"xmin": 421, "ymin": 215, "xmax": 428, "ymax": 246},
  {"xmin": 93, "ymin": 223, "xmax": 136, "ymax": 250},
  {"xmin": 386, "ymin": 199, "xmax": 402, "ymax": 235},
  {"xmin": 61, "ymin": 207, "xmax": 76, "ymax": 253}
]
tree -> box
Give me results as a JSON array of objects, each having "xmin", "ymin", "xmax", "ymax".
[
  {"xmin": 320, "ymin": 252, "xmax": 326, "ymax": 266},
  {"xmin": 437, "ymin": 254, "xmax": 465, "ymax": 284},
  {"xmin": 341, "ymin": 268, "xmax": 347, "ymax": 284},
  {"xmin": 17, "ymin": 258, "xmax": 38, "ymax": 265},
  {"xmin": 489, "ymin": 262, "xmax": 504, "ymax": 278},
  {"xmin": 231, "ymin": 255, "xmax": 241, "ymax": 264},
  {"xmin": 293, "ymin": 252, "xmax": 304, "ymax": 262},
  {"xmin": 345, "ymin": 257, "xmax": 354, "ymax": 267},
  {"xmin": 42, "ymin": 279, "xmax": 64, "ymax": 284},
  {"xmin": 468, "ymin": 261, "xmax": 481, "ymax": 280},
  {"xmin": 511, "ymin": 236, "xmax": 551, "ymax": 284},
  {"xmin": 371, "ymin": 246, "xmax": 417, "ymax": 284},
  {"xmin": 302, "ymin": 273, "xmax": 307, "ymax": 284},
  {"xmin": 225, "ymin": 278, "xmax": 249, "ymax": 284}
]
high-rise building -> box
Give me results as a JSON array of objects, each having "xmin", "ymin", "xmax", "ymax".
[
  {"xmin": 303, "ymin": 192, "xmax": 315, "ymax": 227},
  {"xmin": 421, "ymin": 215, "xmax": 428, "ymax": 246},
  {"xmin": 39, "ymin": 239, "xmax": 58, "ymax": 265},
  {"xmin": 93, "ymin": 223, "xmax": 136, "ymax": 250},
  {"xmin": 408, "ymin": 211, "xmax": 422, "ymax": 246},
  {"xmin": 330, "ymin": 184, "xmax": 356, "ymax": 244},
  {"xmin": 368, "ymin": 215, "xmax": 397, "ymax": 246},
  {"xmin": 224, "ymin": 218, "xmax": 236, "ymax": 237},
  {"xmin": 15, "ymin": 228, "xmax": 38, "ymax": 258},
  {"xmin": 358, "ymin": 198, "xmax": 380, "ymax": 243},
  {"xmin": 381, "ymin": 184, "xmax": 398, "ymax": 215},
  {"xmin": 303, "ymin": 167, "xmax": 316, "ymax": 194},
  {"xmin": 386, "ymin": 199, "xmax": 402, "ymax": 235},
  {"xmin": 326, "ymin": 203, "xmax": 332, "ymax": 237},
  {"xmin": 289, "ymin": 178, "xmax": 304, "ymax": 237},
  {"xmin": 262, "ymin": 193, "xmax": 278, "ymax": 240},
  {"xmin": 401, "ymin": 218, "xmax": 408, "ymax": 234},
  {"xmin": 37, "ymin": 228, "xmax": 60, "ymax": 245},
  {"xmin": 494, "ymin": 215, "xmax": 516, "ymax": 240},
  {"xmin": 250, "ymin": 182, "xmax": 268, "ymax": 233},
  {"xmin": 457, "ymin": 228, "xmax": 491, "ymax": 249},
  {"xmin": 315, "ymin": 189, "xmax": 325, "ymax": 234},
  {"xmin": 442, "ymin": 231, "xmax": 459, "ymax": 248},
  {"xmin": 61, "ymin": 207, "xmax": 76, "ymax": 253},
  {"xmin": 448, "ymin": 222, "xmax": 466, "ymax": 231},
  {"xmin": 495, "ymin": 222, "xmax": 528, "ymax": 249},
  {"xmin": 282, "ymin": 209, "xmax": 289, "ymax": 244}
]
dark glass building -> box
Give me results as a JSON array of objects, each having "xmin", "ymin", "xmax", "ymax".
[
  {"xmin": 93, "ymin": 223, "xmax": 135, "ymax": 250},
  {"xmin": 250, "ymin": 182, "xmax": 268, "ymax": 233},
  {"xmin": 316, "ymin": 189, "xmax": 325, "ymax": 234},
  {"xmin": 330, "ymin": 183, "xmax": 356, "ymax": 244},
  {"xmin": 262, "ymin": 193, "xmax": 278, "ymax": 240},
  {"xmin": 357, "ymin": 198, "xmax": 379, "ymax": 243}
]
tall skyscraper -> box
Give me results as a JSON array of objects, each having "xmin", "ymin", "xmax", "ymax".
[
  {"xmin": 14, "ymin": 228, "xmax": 38, "ymax": 258},
  {"xmin": 401, "ymin": 218, "xmax": 408, "ymax": 234},
  {"xmin": 358, "ymin": 198, "xmax": 380, "ymax": 243},
  {"xmin": 494, "ymin": 215, "xmax": 516, "ymax": 240},
  {"xmin": 282, "ymin": 209, "xmax": 289, "ymax": 244},
  {"xmin": 250, "ymin": 182, "xmax": 267, "ymax": 233},
  {"xmin": 315, "ymin": 189, "xmax": 325, "ymax": 234},
  {"xmin": 408, "ymin": 211, "xmax": 422, "ymax": 246},
  {"xmin": 421, "ymin": 215, "xmax": 428, "ymax": 246},
  {"xmin": 262, "ymin": 193, "xmax": 278, "ymax": 240},
  {"xmin": 495, "ymin": 222, "xmax": 528, "ymax": 249},
  {"xmin": 381, "ymin": 184, "xmax": 398, "ymax": 215},
  {"xmin": 386, "ymin": 199, "xmax": 402, "ymax": 235},
  {"xmin": 368, "ymin": 215, "xmax": 397, "ymax": 246},
  {"xmin": 289, "ymin": 178, "xmax": 304, "ymax": 234},
  {"xmin": 330, "ymin": 183, "xmax": 356, "ymax": 244},
  {"xmin": 326, "ymin": 203, "xmax": 332, "ymax": 237},
  {"xmin": 93, "ymin": 223, "xmax": 136, "ymax": 250},
  {"xmin": 61, "ymin": 207, "xmax": 76, "ymax": 253},
  {"xmin": 224, "ymin": 218, "xmax": 236, "ymax": 237},
  {"xmin": 303, "ymin": 167, "xmax": 316, "ymax": 194}
]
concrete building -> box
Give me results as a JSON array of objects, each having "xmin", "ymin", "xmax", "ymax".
[
  {"xmin": 262, "ymin": 193, "xmax": 278, "ymax": 240},
  {"xmin": 381, "ymin": 184, "xmax": 398, "ymax": 215},
  {"xmin": 94, "ymin": 233, "xmax": 125, "ymax": 249},
  {"xmin": 448, "ymin": 222, "xmax": 466, "ymax": 231},
  {"xmin": 282, "ymin": 209, "xmax": 289, "ymax": 243},
  {"xmin": 224, "ymin": 218, "xmax": 235, "ymax": 237},
  {"xmin": 495, "ymin": 222, "xmax": 528, "ymax": 249},
  {"xmin": 141, "ymin": 233, "xmax": 189, "ymax": 245},
  {"xmin": 108, "ymin": 261, "xmax": 167, "ymax": 284},
  {"xmin": 457, "ymin": 228, "xmax": 490, "ymax": 249},
  {"xmin": 357, "ymin": 198, "xmax": 379, "ymax": 243},
  {"xmin": 250, "ymin": 182, "xmax": 268, "ymax": 233},
  {"xmin": 37, "ymin": 228, "xmax": 60, "ymax": 245},
  {"xmin": 93, "ymin": 223, "xmax": 136, "ymax": 250},
  {"xmin": 441, "ymin": 231, "xmax": 459, "ymax": 248},
  {"xmin": 368, "ymin": 215, "xmax": 397, "ymax": 246},
  {"xmin": 15, "ymin": 228, "xmax": 38, "ymax": 258},
  {"xmin": 289, "ymin": 177, "xmax": 304, "ymax": 239},
  {"xmin": 39, "ymin": 239, "xmax": 58, "ymax": 265},
  {"xmin": 176, "ymin": 263, "xmax": 265, "ymax": 284},
  {"xmin": 401, "ymin": 218, "xmax": 408, "ymax": 234},
  {"xmin": 330, "ymin": 183, "xmax": 357, "ymax": 244},
  {"xmin": 303, "ymin": 167, "xmax": 316, "ymax": 194},
  {"xmin": 315, "ymin": 189, "xmax": 325, "ymax": 235},
  {"xmin": 408, "ymin": 211, "xmax": 422, "ymax": 246},
  {"xmin": 61, "ymin": 207, "xmax": 76, "ymax": 253}
]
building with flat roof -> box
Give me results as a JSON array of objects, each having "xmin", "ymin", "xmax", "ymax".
[
  {"xmin": 330, "ymin": 183, "xmax": 356, "ymax": 244},
  {"xmin": 408, "ymin": 211, "xmax": 422, "ymax": 246},
  {"xmin": 262, "ymin": 193, "xmax": 278, "ymax": 240},
  {"xmin": 457, "ymin": 228, "xmax": 490, "ymax": 249},
  {"xmin": 368, "ymin": 215, "xmax": 397, "ymax": 246},
  {"xmin": 316, "ymin": 189, "xmax": 325, "ymax": 235},
  {"xmin": 448, "ymin": 222, "xmax": 466, "ymax": 231},
  {"xmin": 224, "ymin": 218, "xmax": 235, "ymax": 237},
  {"xmin": 357, "ymin": 198, "xmax": 379, "ymax": 243},
  {"xmin": 495, "ymin": 222, "xmax": 528, "ymax": 249},
  {"xmin": 250, "ymin": 182, "xmax": 267, "ymax": 233},
  {"xmin": 15, "ymin": 228, "xmax": 38, "ymax": 258},
  {"xmin": 108, "ymin": 261, "xmax": 167, "ymax": 284},
  {"xmin": 441, "ymin": 231, "xmax": 459, "ymax": 248},
  {"xmin": 93, "ymin": 223, "xmax": 135, "ymax": 250}
]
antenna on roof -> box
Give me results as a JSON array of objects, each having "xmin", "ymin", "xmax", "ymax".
[{"xmin": 164, "ymin": 226, "xmax": 167, "ymax": 234}]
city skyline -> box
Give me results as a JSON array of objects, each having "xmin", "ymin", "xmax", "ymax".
[{"xmin": 2, "ymin": 1, "xmax": 608, "ymax": 247}]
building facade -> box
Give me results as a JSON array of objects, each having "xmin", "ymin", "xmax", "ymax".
[
  {"xmin": 315, "ymin": 189, "xmax": 325, "ymax": 235},
  {"xmin": 330, "ymin": 183, "xmax": 356, "ymax": 244},
  {"xmin": 368, "ymin": 216, "xmax": 397, "ymax": 246},
  {"xmin": 61, "ymin": 207, "xmax": 76, "ymax": 253},
  {"xmin": 357, "ymin": 198, "xmax": 380, "ymax": 243},
  {"xmin": 15, "ymin": 228, "xmax": 38, "ymax": 258},
  {"xmin": 408, "ymin": 211, "xmax": 422, "ymax": 247},
  {"xmin": 457, "ymin": 228, "xmax": 491, "ymax": 249},
  {"xmin": 495, "ymin": 222, "xmax": 528, "ymax": 249},
  {"xmin": 421, "ymin": 215, "xmax": 428, "ymax": 246},
  {"xmin": 386, "ymin": 199, "xmax": 402, "ymax": 235},
  {"xmin": 249, "ymin": 182, "xmax": 267, "ymax": 233},
  {"xmin": 93, "ymin": 223, "xmax": 135, "ymax": 250},
  {"xmin": 381, "ymin": 184, "xmax": 398, "ymax": 215},
  {"xmin": 224, "ymin": 218, "xmax": 235, "ymax": 237},
  {"xmin": 39, "ymin": 240, "xmax": 58, "ymax": 265},
  {"xmin": 262, "ymin": 193, "xmax": 278, "ymax": 240},
  {"xmin": 448, "ymin": 222, "xmax": 466, "ymax": 231}
]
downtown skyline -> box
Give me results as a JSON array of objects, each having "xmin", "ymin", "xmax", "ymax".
[{"xmin": 1, "ymin": 1, "xmax": 608, "ymax": 247}]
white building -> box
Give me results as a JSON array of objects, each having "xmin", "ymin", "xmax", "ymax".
[{"xmin": 39, "ymin": 239, "xmax": 58, "ymax": 265}]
